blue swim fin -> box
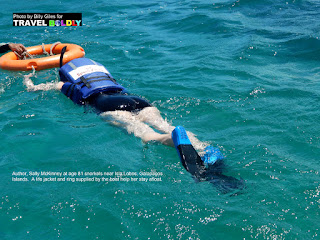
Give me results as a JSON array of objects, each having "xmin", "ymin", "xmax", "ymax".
[
  {"xmin": 172, "ymin": 126, "xmax": 205, "ymax": 177},
  {"xmin": 201, "ymin": 145, "xmax": 224, "ymax": 165},
  {"xmin": 172, "ymin": 126, "xmax": 245, "ymax": 194}
]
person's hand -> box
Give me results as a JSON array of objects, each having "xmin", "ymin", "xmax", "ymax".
[{"xmin": 8, "ymin": 43, "xmax": 27, "ymax": 55}]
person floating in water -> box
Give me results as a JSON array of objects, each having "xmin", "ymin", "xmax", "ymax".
[
  {"xmin": 17, "ymin": 46, "xmax": 244, "ymax": 194},
  {"xmin": 24, "ymin": 57, "xmax": 204, "ymax": 149}
]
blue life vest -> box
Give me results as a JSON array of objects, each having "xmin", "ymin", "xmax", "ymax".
[{"xmin": 59, "ymin": 58, "xmax": 126, "ymax": 104}]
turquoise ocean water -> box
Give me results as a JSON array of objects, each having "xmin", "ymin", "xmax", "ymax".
[{"xmin": 1, "ymin": 0, "xmax": 320, "ymax": 239}]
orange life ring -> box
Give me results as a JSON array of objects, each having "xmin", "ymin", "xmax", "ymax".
[{"xmin": 0, "ymin": 43, "xmax": 85, "ymax": 71}]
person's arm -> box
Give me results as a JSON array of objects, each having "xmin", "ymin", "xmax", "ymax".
[
  {"xmin": 0, "ymin": 43, "xmax": 10, "ymax": 53},
  {"xmin": 0, "ymin": 43, "xmax": 27, "ymax": 54},
  {"xmin": 25, "ymin": 81, "xmax": 64, "ymax": 91},
  {"xmin": 24, "ymin": 69, "xmax": 82, "ymax": 104},
  {"xmin": 24, "ymin": 78, "xmax": 64, "ymax": 91},
  {"xmin": 23, "ymin": 69, "xmax": 64, "ymax": 91}
]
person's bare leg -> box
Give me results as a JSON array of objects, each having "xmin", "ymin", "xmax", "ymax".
[
  {"xmin": 136, "ymin": 107, "xmax": 209, "ymax": 151},
  {"xmin": 136, "ymin": 107, "xmax": 174, "ymax": 133},
  {"xmin": 141, "ymin": 132, "xmax": 174, "ymax": 146},
  {"xmin": 100, "ymin": 110, "xmax": 173, "ymax": 147}
]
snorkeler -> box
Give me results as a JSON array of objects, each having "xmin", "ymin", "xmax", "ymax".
[
  {"xmin": 23, "ymin": 56, "xmax": 206, "ymax": 149},
  {"xmin": 21, "ymin": 49, "xmax": 244, "ymax": 193}
]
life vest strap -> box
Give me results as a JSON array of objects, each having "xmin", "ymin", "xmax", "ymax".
[
  {"xmin": 80, "ymin": 76, "xmax": 91, "ymax": 88},
  {"xmin": 84, "ymin": 73, "xmax": 118, "ymax": 84},
  {"xmin": 76, "ymin": 73, "xmax": 118, "ymax": 89},
  {"xmin": 79, "ymin": 75, "xmax": 114, "ymax": 82}
]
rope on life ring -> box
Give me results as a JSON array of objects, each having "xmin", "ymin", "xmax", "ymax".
[
  {"xmin": 40, "ymin": 41, "xmax": 61, "ymax": 57},
  {"xmin": 0, "ymin": 43, "xmax": 85, "ymax": 71}
]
